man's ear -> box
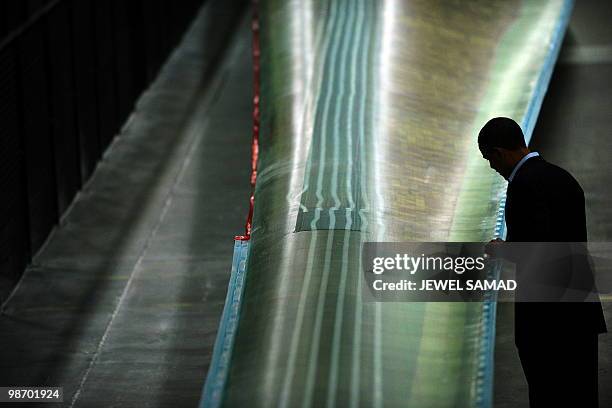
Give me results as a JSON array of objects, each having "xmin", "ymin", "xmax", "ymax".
[{"xmin": 489, "ymin": 147, "xmax": 501, "ymax": 159}]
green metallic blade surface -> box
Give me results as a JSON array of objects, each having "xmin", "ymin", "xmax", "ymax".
[{"xmin": 220, "ymin": 1, "xmax": 572, "ymax": 406}]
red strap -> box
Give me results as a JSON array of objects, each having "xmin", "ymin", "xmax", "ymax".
[{"xmin": 235, "ymin": 3, "xmax": 260, "ymax": 241}]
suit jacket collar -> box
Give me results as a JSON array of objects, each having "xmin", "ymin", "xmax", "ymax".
[{"xmin": 508, "ymin": 153, "xmax": 543, "ymax": 185}]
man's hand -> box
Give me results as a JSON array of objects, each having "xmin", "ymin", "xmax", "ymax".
[{"xmin": 485, "ymin": 238, "xmax": 505, "ymax": 258}]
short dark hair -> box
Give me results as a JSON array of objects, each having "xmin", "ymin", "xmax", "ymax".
[{"xmin": 478, "ymin": 117, "xmax": 526, "ymax": 151}]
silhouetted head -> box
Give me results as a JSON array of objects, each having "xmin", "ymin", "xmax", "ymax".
[{"xmin": 478, "ymin": 117, "xmax": 530, "ymax": 180}]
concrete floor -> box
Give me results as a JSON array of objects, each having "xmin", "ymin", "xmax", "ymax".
[
  {"xmin": 0, "ymin": 2, "xmax": 250, "ymax": 407},
  {"xmin": 493, "ymin": 0, "xmax": 612, "ymax": 407}
]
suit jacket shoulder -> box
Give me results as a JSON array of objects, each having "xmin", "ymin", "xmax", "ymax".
[
  {"xmin": 511, "ymin": 156, "xmax": 584, "ymax": 198},
  {"xmin": 505, "ymin": 156, "xmax": 587, "ymax": 242}
]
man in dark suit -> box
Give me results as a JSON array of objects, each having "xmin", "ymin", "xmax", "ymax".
[{"xmin": 478, "ymin": 117, "xmax": 607, "ymax": 407}]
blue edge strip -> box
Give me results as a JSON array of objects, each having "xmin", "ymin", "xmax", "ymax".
[
  {"xmin": 200, "ymin": 239, "xmax": 250, "ymax": 408},
  {"xmin": 477, "ymin": 1, "xmax": 574, "ymax": 407},
  {"xmin": 200, "ymin": 2, "xmax": 574, "ymax": 406}
]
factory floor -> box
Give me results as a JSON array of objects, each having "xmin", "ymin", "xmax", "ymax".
[
  {"xmin": 0, "ymin": 1, "xmax": 609, "ymax": 407},
  {"xmin": 0, "ymin": 4, "xmax": 251, "ymax": 407}
]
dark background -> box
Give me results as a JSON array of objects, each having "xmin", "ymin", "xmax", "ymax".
[{"xmin": 0, "ymin": 0, "xmax": 204, "ymax": 302}]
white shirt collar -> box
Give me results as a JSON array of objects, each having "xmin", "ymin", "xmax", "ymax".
[{"xmin": 508, "ymin": 152, "xmax": 539, "ymax": 183}]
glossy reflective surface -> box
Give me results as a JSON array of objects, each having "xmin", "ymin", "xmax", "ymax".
[{"xmin": 223, "ymin": 1, "xmax": 572, "ymax": 406}]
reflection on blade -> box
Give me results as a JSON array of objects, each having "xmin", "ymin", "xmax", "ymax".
[{"xmin": 214, "ymin": 0, "xmax": 573, "ymax": 406}]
